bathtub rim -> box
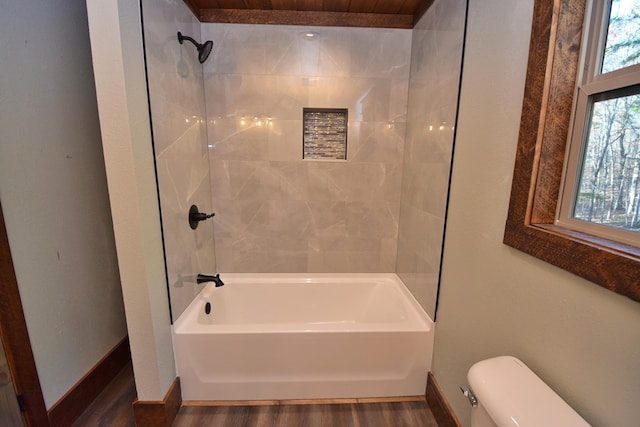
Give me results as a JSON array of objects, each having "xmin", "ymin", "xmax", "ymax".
[{"xmin": 173, "ymin": 273, "xmax": 433, "ymax": 335}]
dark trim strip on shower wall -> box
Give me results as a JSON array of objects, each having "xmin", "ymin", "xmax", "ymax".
[
  {"xmin": 434, "ymin": 0, "xmax": 470, "ymax": 322},
  {"xmin": 133, "ymin": 377, "xmax": 182, "ymax": 427},
  {"xmin": 48, "ymin": 337, "xmax": 131, "ymax": 427},
  {"xmin": 426, "ymin": 372, "xmax": 462, "ymax": 427},
  {"xmin": 0, "ymin": 201, "xmax": 50, "ymax": 427},
  {"xmin": 138, "ymin": 0, "xmax": 174, "ymax": 324}
]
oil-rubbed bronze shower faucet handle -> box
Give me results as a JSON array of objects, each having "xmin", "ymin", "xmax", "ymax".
[{"xmin": 188, "ymin": 204, "xmax": 214, "ymax": 229}]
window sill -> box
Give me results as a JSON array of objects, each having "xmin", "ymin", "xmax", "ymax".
[
  {"xmin": 504, "ymin": 221, "xmax": 640, "ymax": 303},
  {"xmin": 535, "ymin": 224, "xmax": 640, "ymax": 259}
]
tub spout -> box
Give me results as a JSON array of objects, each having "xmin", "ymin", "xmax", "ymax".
[{"xmin": 197, "ymin": 273, "xmax": 224, "ymax": 287}]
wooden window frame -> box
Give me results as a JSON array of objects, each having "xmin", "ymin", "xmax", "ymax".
[{"xmin": 503, "ymin": 0, "xmax": 640, "ymax": 303}]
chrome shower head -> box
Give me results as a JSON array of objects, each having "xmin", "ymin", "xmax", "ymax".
[{"xmin": 177, "ymin": 32, "xmax": 213, "ymax": 64}]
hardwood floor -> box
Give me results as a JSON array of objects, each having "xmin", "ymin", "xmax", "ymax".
[
  {"xmin": 175, "ymin": 401, "xmax": 438, "ymax": 426},
  {"xmin": 72, "ymin": 363, "xmax": 136, "ymax": 427},
  {"xmin": 73, "ymin": 363, "xmax": 439, "ymax": 426}
]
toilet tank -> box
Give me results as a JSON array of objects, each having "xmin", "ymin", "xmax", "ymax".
[{"xmin": 467, "ymin": 356, "xmax": 591, "ymax": 427}]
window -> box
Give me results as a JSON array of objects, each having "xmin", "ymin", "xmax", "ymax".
[
  {"xmin": 504, "ymin": 0, "xmax": 640, "ymax": 303},
  {"xmin": 558, "ymin": 0, "xmax": 640, "ymax": 248}
]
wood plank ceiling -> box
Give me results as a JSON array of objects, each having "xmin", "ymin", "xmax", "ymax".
[{"xmin": 182, "ymin": 0, "xmax": 435, "ymax": 29}]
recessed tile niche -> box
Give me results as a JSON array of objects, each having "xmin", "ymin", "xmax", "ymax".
[{"xmin": 303, "ymin": 108, "xmax": 348, "ymax": 160}]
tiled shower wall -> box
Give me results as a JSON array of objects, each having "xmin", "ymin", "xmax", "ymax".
[
  {"xmin": 203, "ymin": 24, "xmax": 412, "ymax": 272},
  {"xmin": 396, "ymin": 0, "xmax": 467, "ymax": 318},
  {"xmin": 142, "ymin": 0, "xmax": 216, "ymax": 319},
  {"xmin": 142, "ymin": 1, "xmax": 466, "ymax": 317}
]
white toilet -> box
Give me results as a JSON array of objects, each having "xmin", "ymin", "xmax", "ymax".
[{"xmin": 466, "ymin": 356, "xmax": 591, "ymax": 426}]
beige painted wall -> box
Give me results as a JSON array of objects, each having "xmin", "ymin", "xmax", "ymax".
[
  {"xmin": 0, "ymin": 0, "xmax": 127, "ymax": 408},
  {"xmin": 86, "ymin": 0, "xmax": 176, "ymax": 401},
  {"xmin": 433, "ymin": 0, "xmax": 640, "ymax": 426}
]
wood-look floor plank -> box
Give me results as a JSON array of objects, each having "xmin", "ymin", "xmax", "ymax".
[
  {"xmin": 399, "ymin": 401, "xmax": 440, "ymax": 427},
  {"xmin": 353, "ymin": 402, "xmax": 439, "ymax": 427},
  {"xmin": 305, "ymin": 404, "xmax": 353, "ymax": 427},
  {"xmin": 176, "ymin": 401, "xmax": 436, "ymax": 426},
  {"xmin": 245, "ymin": 405, "xmax": 279, "ymax": 426},
  {"xmin": 75, "ymin": 363, "xmax": 439, "ymax": 427},
  {"xmin": 71, "ymin": 363, "xmax": 136, "ymax": 427}
]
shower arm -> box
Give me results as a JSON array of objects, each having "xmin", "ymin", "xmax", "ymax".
[{"xmin": 177, "ymin": 33, "xmax": 198, "ymax": 48}]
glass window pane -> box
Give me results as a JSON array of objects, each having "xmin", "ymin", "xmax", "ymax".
[
  {"xmin": 601, "ymin": 0, "xmax": 640, "ymax": 74},
  {"xmin": 573, "ymin": 91, "xmax": 640, "ymax": 232}
]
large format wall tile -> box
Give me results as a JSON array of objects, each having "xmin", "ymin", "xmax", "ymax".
[
  {"xmin": 142, "ymin": 0, "xmax": 216, "ymax": 320},
  {"xmin": 204, "ymin": 23, "xmax": 411, "ymax": 273}
]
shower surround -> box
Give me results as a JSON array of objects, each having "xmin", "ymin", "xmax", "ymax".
[
  {"xmin": 203, "ymin": 24, "xmax": 412, "ymax": 273},
  {"xmin": 141, "ymin": 0, "xmax": 466, "ymax": 320}
]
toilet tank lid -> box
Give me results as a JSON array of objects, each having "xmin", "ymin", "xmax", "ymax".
[{"xmin": 467, "ymin": 356, "xmax": 591, "ymax": 427}]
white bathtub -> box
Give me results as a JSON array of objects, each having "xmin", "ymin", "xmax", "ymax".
[{"xmin": 172, "ymin": 273, "xmax": 434, "ymax": 401}]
